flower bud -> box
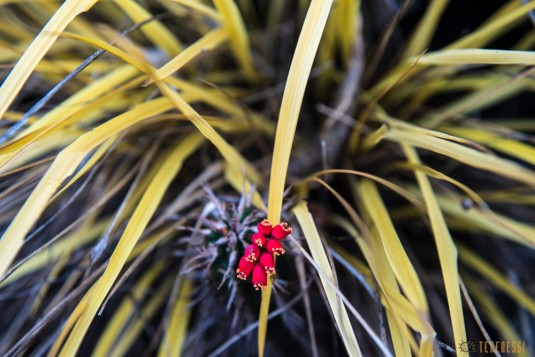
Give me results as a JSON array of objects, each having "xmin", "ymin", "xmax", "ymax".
[
  {"xmin": 257, "ymin": 219, "xmax": 273, "ymax": 236},
  {"xmin": 266, "ymin": 239, "xmax": 285, "ymax": 256},
  {"xmin": 252, "ymin": 264, "xmax": 267, "ymax": 290},
  {"xmin": 259, "ymin": 252, "xmax": 276, "ymax": 275},
  {"xmin": 244, "ymin": 243, "xmax": 260, "ymax": 262},
  {"xmin": 252, "ymin": 232, "xmax": 267, "ymax": 247},
  {"xmin": 236, "ymin": 256, "xmax": 254, "ymax": 280},
  {"xmin": 271, "ymin": 222, "xmax": 292, "ymax": 240}
]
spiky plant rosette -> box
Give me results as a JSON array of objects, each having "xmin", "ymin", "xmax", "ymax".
[{"xmin": 1, "ymin": 1, "xmax": 535, "ymax": 357}]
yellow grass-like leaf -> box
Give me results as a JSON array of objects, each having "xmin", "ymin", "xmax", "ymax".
[
  {"xmin": 51, "ymin": 137, "xmax": 117, "ymax": 201},
  {"xmin": 417, "ymin": 49, "xmax": 535, "ymax": 65},
  {"xmin": 47, "ymin": 284, "xmax": 96, "ymax": 357},
  {"xmin": 213, "ymin": 0, "xmax": 254, "ymax": 78},
  {"xmin": 156, "ymin": 83, "xmax": 261, "ymax": 185},
  {"xmin": 385, "ymin": 124, "xmax": 535, "ymax": 187},
  {"xmin": 1, "ymin": 220, "xmax": 108, "ymax": 286},
  {"xmin": 402, "ymin": 144, "xmax": 467, "ymax": 357},
  {"xmin": 304, "ymin": 177, "xmax": 433, "ymax": 353},
  {"xmin": 93, "ymin": 260, "xmax": 167, "ymax": 356},
  {"xmin": 144, "ymin": 27, "xmax": 228, "ymax": 86},
  {"xmin": 442, "ymin": 126, "xmax": 535, "ymax": 166},
  {"xmin": 354, "ymin": 180, "xmax": 434, "ymax": 355},
  {"xmin": 0, "ymin": 0, "xmax": 99, "ymax": 119},
  {"xmin": 158, "ymin": 279, "xmax": 193, "ymax": 357},
  {"xmin": 358, "ymin": 179, "xmax": 428, "ymax": 313},
  {"xmin": 0, "ymin": 97, "xmax": 177, "ymax": 279},
  {"xmin": 261, "ymin": 1, "xmax": 333, "ymax": 354},
  {"xmin": 434, "ymin": 192, "xmax": 535, "ymax": 247},
  {"xmin": 366, "ymin": 227, "xmax": 414, "ymax": 356},
  {"xmin": 58, "ymin": 134, "xmax": 204, "ymax": 356},
  {"xmin": 115, "ymin": 0, "xmax": 183, "ymax": 56},
  {"xmin": 224, "ymin": 165, "xmax": 267, "ymax": 211},
  {"xmin": 394, "ymin": 162, "xmax": 483, "ymax": 206},
  {"xmin": 334, "ymin": 0, "xmax": 359, "ymax": 66},
  {"xmin": 169, "ymin": 0, "xmax": 221, "ymax": 21},
  {"xmin": 403, "ymin": 0, "xmax": 449, "ymax": 58},
  {"xmin": 422, "ymin": 72, "xmax": 531, "ymax": 127},
  {"xmin": 447, "ymin": 1, "xmax": 535, "ymax": 49},
  {"xmin": 465, "ymin": 277, "xmax": 528, "ymax": 357},
  {"xmin": 60, "ymin": 32, "xmax": 275, "ymax": 140},
  {"xmin": 267, "ymin": 0, "xmax": 333, "ymax": 224},
  {"xmin": 459, "ymin": 246, "xmax": 535, "ymax": 316},
  {"xmin": 293, "ymin": 201, "xmax": 362, "ymax": 356},
  {"xmin": 110, "ymin": 278, "xmax": 173, "ymax": 357}
]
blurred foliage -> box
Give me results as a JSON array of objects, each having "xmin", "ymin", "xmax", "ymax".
[{"xmin": 0, "ymin": 0, "xmax": 534, "ymax": 356}]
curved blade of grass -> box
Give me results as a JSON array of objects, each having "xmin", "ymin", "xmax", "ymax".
[
  {"xmin": 459, "ymin": 246, "xmax": 535, "ymax": 316},
  {"xmin": 432, "ymin": 191, "xmax": 535, "ymax": 247},
  {"xmin": 442, "ymin": 126, "xmax": 535, "ymax": 167},
  {"xmin": 213, "ymin": 0, "xmax": 254, "ymax": 79},
  {"xmin": 393, "ymin": 162, "xmax": 484, "ymax": 206},
  {"xmin": 58, "ymin": 134, "xmax": 203, "ymax": 356},
  {"xmin": 261, "ymin": 1, "xmax": 333, "ymax": 355},
  {"xmin": 315, "ymin": 179, "xmax": 435, "ymax": 353},
  {"xmin": 402, "ymin": 144, "xmax": 467, "ymax": 357},
  {"xmin": 156, "ymin": 83, "xmax": 261, "ymax": 185},
  {"xmin": 384, "ymin": 123, "xmax": 535, "ymax": 187},
  {"xmin": 115, "ymin": 0, "xmax": 183, "ymax": 56},
  {"xmin": 144, "ymin": 27, "xmax": 228, "ymax": 86},
  {"xmin": 0, "ymin": 0, "xmax": 99, "ymax": 119},
  {"xmin": 293, "ymin": 201, "xmax": 362, "ymax": 356},
  {"xmin": 266, "ymin": 0, "xmax": 334, "ymax": 228},
  {"xmin": 366, "ymin": 226, "xmax": 414, "ymax": 356},
  {"xmin": 0, "ymin": 97, "xmax": 177, "ymax": 279},
  {"xmin": 92, "ymin": 24, "xmax": 261, "ymax": 186},
  {"xmin": 358, "ymin": 179, "xmax": 428, "ymax": 313},
  {"xmin": 60, "ymin": 32, "xmax": 275, "ymax": 139},
  {"xmin": 357, "ymin": 179, "xmax": 435, "ymax": 355},
  {"xmin": 158, "ymin": 279, "xmax": 193, "ymax": 357}
]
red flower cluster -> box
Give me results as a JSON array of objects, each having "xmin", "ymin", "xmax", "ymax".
[{"xmin": 236, "ymin": 219, "xmax": 292, "ymax": 290}]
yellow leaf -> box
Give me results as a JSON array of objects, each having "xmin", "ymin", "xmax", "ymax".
[
  {"xmin": 158, "ymin": 279, "xmax": 193, "ymax": 357},
  {"xmin": 402, "ymin": 144, "xmax": 467, "ymax": 357},
  {"xmin": 261, "ymin": 1, "xmax": 334, "ymax": 355},
  {"xmin": 293, "ymin": 201, "xmax": 362, "ymax": 356},
  {"xmin": 58, "ymin": 134, "xmax": 204, "ymax": 356},
  {"xmin": 144, "ymin": 27, "xmax": 228, "ymax": 86},
  {"xmin": 358, "ymin": 179, "xmax": 428, "ymax": 313},
  {"xmin": 0, "ymin": 0, "xmax": 99, "ymax": 119}
]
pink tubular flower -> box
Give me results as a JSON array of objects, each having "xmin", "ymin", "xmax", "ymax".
[
  {"xmin": 244, "ymin": 243, "xmax": 260, "ymax": 262},
  {"xmin": 266, "ymin": 239, "xmax": 285, "ymax": 256},
  {"xmin": 257, "ymin": 219, "xmax": 273, "ymax": 236},
  {"xmin": 259, "ymin": 252, "xmax": 276, "ymax": 275},
  {"xmin": 252, "ymin": 232, "xmax": 267, "ymax": 247},
  {"xmin": 252, "ymin": 264, "xmax": 267, "ymax": 290},
  {"xmin": 236, "ymin": 256, "xmax": 254, "ymax": 280},
  {"xmin": 271, "ymin": 222, "xmax": 292, "ymax": 240}
]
